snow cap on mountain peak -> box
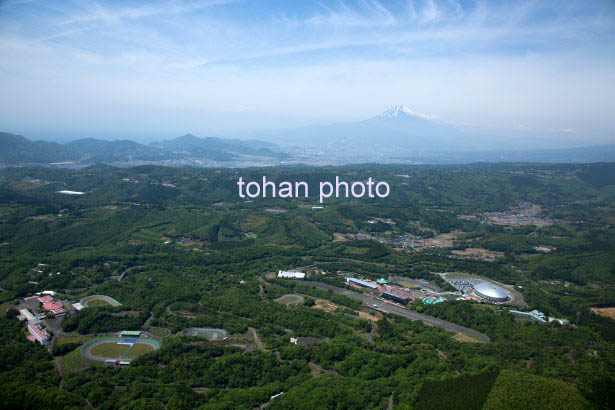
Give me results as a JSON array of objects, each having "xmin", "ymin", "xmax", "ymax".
[{"xmin": 380, "ymin": 105, "xmax": 439, "ymax": 120}]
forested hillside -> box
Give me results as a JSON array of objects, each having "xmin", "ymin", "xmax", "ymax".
[{"xmin": 0, "ymin": 163, "xmax": 614, "ymax": 409}]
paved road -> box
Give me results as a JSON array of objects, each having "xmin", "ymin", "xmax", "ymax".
[
  {"xmin": 295, "ymin": 280, "xmax": 491, "ymax": 343},
  {"xmin": 249, "ymin": 327, "xmax": 265, "ymax": 350},
  {"xmin": 118, "ymin": 265, "xmax": 145, "ymax": 282}
]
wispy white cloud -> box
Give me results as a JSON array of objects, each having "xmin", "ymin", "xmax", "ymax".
[
  {"xmin": 281, "ymin": 0, "xmax": 397, "ymax": 28},
  {"xmin": 59, "ymin": 0, "xmax": 234, "ymax": 26},
  {"xmin": 0, "ymin": 0, "xmax": 613, "ymax": 140}
]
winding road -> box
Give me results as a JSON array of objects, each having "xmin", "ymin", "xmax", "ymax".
[{"xmin": 295, "ymin": 280, "xmax": 491, "ymax": 343}]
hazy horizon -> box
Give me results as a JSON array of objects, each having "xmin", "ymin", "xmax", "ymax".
[{"xmin": 1, "ymin": 0, "xmax": 614, "ymax": 145}]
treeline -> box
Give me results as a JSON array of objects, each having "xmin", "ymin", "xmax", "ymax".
[
  {"xmin": 0, "ymin": 313, "xmax": 86, "ymax": 409},
  {"xmin": 62, "ymin": 307, "xmax": 149, "ymax": 334}
]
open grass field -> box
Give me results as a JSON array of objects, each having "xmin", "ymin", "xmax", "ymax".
[
  {"xmin": 88, "ymin": 341, "xmax": 157, "ymax": 359},
  {"xmin": 61, "ymin": 347, "xmax": 102, "ymax": 373},
  {"xmin": 86, "ymin": 299, "xmax": 111, "ymax": 307},
  {"xmin": 181, "ymin": 327, "xmax": 228, "ymax": 340},
  {"xmin": 398, "ymin": 281, "xmax": 421, "ymax": 289},
  {"xmin": 90, "ymin": 342, "xmax": 130, "ymax": 358},
  {"xmin": 57, "ymin": 335, "xmax": 95, "ymax": 345},
  {"xmin": 187, "ymin": 330, "xmax": 221, "ymax": 340},
  {"xmin": 80, "ymin": 294, "xmax": 121, "ymax": 307},
  {"xmin": 147, "ymin": 326, "xmax": 171, "ymax": 337},
  {"xmin": 131, "ymin": 229, "xmax": 164, "ymax": 243},
  {"xmin": 56, "ymin": 333, "xmax": 116, "ymax": 346},
  {"xmin": 125, "ymin": 343, "xmax": 156, "ymax": 359},
  {"xmin": 275, "ymin": 294, "xmax": 302, "ymax": 305},
  {"xmin": 82, "ymin": 338, "xmax": 160, "ymax": 362}
]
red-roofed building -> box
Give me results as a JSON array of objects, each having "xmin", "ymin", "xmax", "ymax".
[
  {"xmin": 38, "ymin": 295, "xmax": 53, "ymax": 303},
  {"xmin": 42, "ymin": 301, "xmax": 65, "ymax": 316},
  {"xmin": 43, "ymin": 301, "xmax": 63, "ymax": 310},
  {"xmin": 28, "ymin": 323, "xmax": 50, "ymax": 345},
  {"xmin": 23, "ymin": 296, "xmax": 39, "ymax": 302}
]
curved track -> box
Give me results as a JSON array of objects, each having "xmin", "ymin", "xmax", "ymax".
[
  {"xmin": 80, "ymin": 294, "xmax": 121, "ymax": 307},
  {"xmin": 81, "ymin": 337, "xmax": 160, "ymax": 362},
  {"xmin": 181, "ymin": 327, "xmax": 228, "ymax": 340}
]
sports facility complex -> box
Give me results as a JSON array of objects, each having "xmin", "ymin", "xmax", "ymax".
[
  {"xmin": 81, "ymin": 337, "xmax": 160, "ymax": 364},
  {"xmin": 181, "ymin": 327, "xmax": 228, "ymax": 341}
]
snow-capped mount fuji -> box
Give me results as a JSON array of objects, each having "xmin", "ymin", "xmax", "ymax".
[
  {"xmin": 378, "ymin": 105, "xmax": 439, "ymax": 120},
  {"xmin": 248, "ymin": 105, "xmax": 476, "ymax": 154}
]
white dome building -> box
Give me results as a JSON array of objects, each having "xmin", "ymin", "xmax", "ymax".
[{"xmin": 474, "ymin": 282, "xmax": 510, "ymax": 302}]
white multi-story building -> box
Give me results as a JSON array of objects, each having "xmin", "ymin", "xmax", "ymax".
[{"xmin": 277, "ymin": 270, "xmax": 305, "ymax": 279}]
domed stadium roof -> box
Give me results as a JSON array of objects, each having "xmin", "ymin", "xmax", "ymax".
[{"xmin": 474, "ymin": 282, "xmax": 509, "ymax": 302}]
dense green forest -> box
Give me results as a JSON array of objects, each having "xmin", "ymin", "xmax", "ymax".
[{"xmin": 0, "ymin": 163, "xmax": 614, "ymax": 409}]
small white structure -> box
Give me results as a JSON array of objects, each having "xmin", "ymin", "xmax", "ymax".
[
  {"xmin": 278, "ymin": 270, "xmax": 305, "ymax": 279},
  {"xmin": 35, "ymin": 290, "xmax": 57, "ymax": 296},
  {"xmin": 548, "ymin": 317, "xmax": 570, "ymax": 325},
  {"xmin": 57, "ymin": 190, "xmax": 85, "ymax": 195},
  {"xmin": 72, "ymin": 302, "xmax": 84, "ymax": 311}
]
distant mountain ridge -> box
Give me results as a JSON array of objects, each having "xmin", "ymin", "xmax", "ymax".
[
  {"xmin": 0, "ymin": 132, "xmax": 80, "ymax": 163},
  {"xmin": 249, "ymin": 105, "xmax": 481, "ymax": 150},
  {"xmin": 2, "ymin": 106, "xmax": 614, "ymax": 166},
  {"xmin": 0, "ymin": 132, "xmax": 288, "ymax": 165},
  {"xmin": 152, "ymin": 134, "xmax": 286, "ymax": 159}
]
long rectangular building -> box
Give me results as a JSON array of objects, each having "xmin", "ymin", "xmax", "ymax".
[
  {"xmin": 120, "ymin": 330, "xmax": 142, "ymax": 337},
  {"xmin": 346, "ymin": 277, "xmax": 379, "ymax": 290},
  {"xmin": 27, "ymin": 323, "xmax": 50, "ymax": 345},
  {"xmin": 382, "ymin": 291, "xmax": 411, "ymax": 305},
  {"xmin": 278, "ymin": 270, "xmax": 305, "ymax": 279}
]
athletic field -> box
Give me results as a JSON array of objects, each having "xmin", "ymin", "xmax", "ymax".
[
  {"xmin": 81, "ymin": 337, "xmax": 160, "ymax": 362},
  {"xmin": 181, "ymin": 327, "xmax": 228, "ymax": 340}
]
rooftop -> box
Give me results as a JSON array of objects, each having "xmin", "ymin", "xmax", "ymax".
[{"xmin": 43, "ymin": 301, "xmax": 63, "ymax": 310}]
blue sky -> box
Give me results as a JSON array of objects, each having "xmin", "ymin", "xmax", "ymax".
[{"xmin": 0, "ymin": 0, "xmax": 613, "ymax": 143}]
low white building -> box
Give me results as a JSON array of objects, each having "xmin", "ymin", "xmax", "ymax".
[
  {"xmin": 35, "ymin": 290, "xmax": 57, "ymax": 296},
  {"xmin": 278, "ymin": 270, "xmax": 305, "ymax": 279},
  {"xmin": 18, "ymin": 309, "xmax": 35, "ymax": 322}
]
